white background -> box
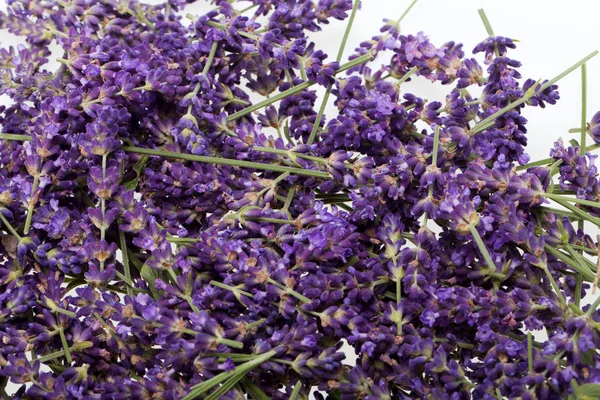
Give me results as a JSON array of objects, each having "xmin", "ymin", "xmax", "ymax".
[{"xmin": 1, "ymin": 0, "xmax": 600, "ymax": 396}]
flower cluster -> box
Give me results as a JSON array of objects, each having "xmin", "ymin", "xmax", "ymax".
[{"xmin": 0, "ymin": 0, "xmax": 599, "ymax": 399}]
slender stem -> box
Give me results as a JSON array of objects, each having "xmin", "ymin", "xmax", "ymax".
[
  {"xmin": 297, "ymin": 55, "xmax": 307, "ymax": 81},
  {"xmin": 578, "ymin": 62, "xmax": 588, "ymax": 309},
  {"xmin": 167, "ymin": 236, "xmax": 198, "ymax": 245},
  {"xmin": 203, "ymin": 40, "xmax": 219, "ymax": 75},
  {"xmin": 398, "ymin": 0, "xmax": 419, "ymax": 24},
  {"xmin": 210, "ymin": 280, "xmax": 254, "ymax": 298},
  {"xmin": 267, "ymin": 278, "xmax": 310, "ymax": 303},
  {"xmin": 59, "ymin": 328, "xmax": 72, "ymax": 365},
  {"xmin": 246, "ymin": 216, "xmax": 295, "ymax": 225},
  {"xmin": 226, "ymin": 53, "xmax": 372, "ymax": 122},
  {"xmin": 580, "ymin": 63, "xmax": 588, "ymax": 150},
  {"xmin": 472, "ymin": 51, "xmax": 599, "ymax": 134},
  {"xmin": 282, "ymin": 185, "xmax": 296, "ymax": 212},
  {"xmin": 548, "ymin": 197, "xmax": 600, "ymax": 227},
  {"xmin": 527, "ymin": 332, "xmax": 533, "ymax": 374},
  {"xmin": 397, "ymin": 66, "xmax": 418, "ymax": 86},
  {"xmin": 253, "ymin": 146, "xmax": 329, "ymax": 164},
  {"xmin": 585, "ymin": 292, "xmax": 600, "ymax": 317},
  {"xmin": 477, "ymin": 9, "xmax": 495, "ymax": 37},
  {"xmin": 289, "ymin": 381, "xmax": 303, "ymax": 400},
  {"xmin": 245, "ymin": 318, "xmax": 266, "ymax": 330},
  {"xmin": 544, "ymin": 245, "xmax": 596, "ymax": 282},
  {"xmin": 122, "ymin": 146, "xmax": 330, "ymax": 178},
  {"xmin": 306, "ymin": 90, "xmax": 331, "ymax": 145},
  {"xmin": 495, "ymin": 388, "xmax": 503, "ymax": 400},
  {"xmin": 424, "ymin": 126, "xmax": 441, "ymax": 224},
  {"xmin": 575, "ymin": 274, "xmax": 583, "ymax": 307},
  {"xmin": 517, "ymin": 144, "xmax": 600, "ymax": 171},
  {"xmin": 468, "ymin": 225, "xmax": 497, "ymax": 272},
  {"xmin": 593, "ymin": 237, "xmax": 600, "ymax": 295},
  {"xmin": 306, "ymin": 0, "xmax": 360, "ymax": 145},
  {"xmin": 0, "ymin": 133, "xmax": 31, "ymax": 141},
  {"xmin": 0, "ymin": 212, "xmax": 22, "ymax": 240},
  {"xmin": 237, "ymin": 3, "xmax": 258, "ymax": 15},
  {"xmin": 541, "ymin": 265, "xmax": 568, "ymax": 308},
  {"xmin": 240, "ymin": 377, "xmax": 270, "ymax": 400},
  {"xmin": 217, "ymin": 337, "xmax": 244, "ymax": 349},
  {"xmin": 181, "ymin": 350, "xmax": 277, "ymax": 400},
  {"xmin": 477, "ymin": 9, "xmax": 499, "ymax": 57},
  {"xmin": 118, "ymin": 219, "xmax": 133, "ymax": 298},
  {"xmin": 545, "ymin": 193, "xmax": 600, "ymax": 209},
  {"xmin": 335, "ymin": 0, "xmax": 360, "ymax": 62},
  {"xmin": 23, "ymin": 174, "xmax": 39, "ymax": 235},
  {"xmin": 100, "ymin": 154, "xmax": 107, "ymax": 241}
]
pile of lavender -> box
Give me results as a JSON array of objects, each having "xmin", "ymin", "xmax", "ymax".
[{"xmin": 2, "ymin": 0, "xmax": 600, "ymax": 398}]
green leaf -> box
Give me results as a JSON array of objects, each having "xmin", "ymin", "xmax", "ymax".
[
  {"xmin": 574, "ymin": 383, "xmax": 600, "ymax": 399},
  {"xmin": 124, "ymin": 154, "xmax": 149, "ymax": 190},
  {"xmin": 240, "ymin": 377, "xmax": 270, "ymax": 400},
  {"xmin": 140, "ymin": 262, "xmax": 161, "ymax": 300},
  {"xmin": 289, "ymin": 381, "xmax": 302, "ymax": 400},
  {"xmin": 181, "ymin": 350, "xmax": 276, "ymax": 400},
  {"xmin": 580, "ymin": 349, "xmax": 596, "ymax": 366},
  {"xmin": 66, "ymin": 277, "xmax": 86, "ymax": 292}
]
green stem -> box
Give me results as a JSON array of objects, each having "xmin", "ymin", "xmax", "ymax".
[
  {"xmin": 335, "ymin": 0, "xmax": 360, "ymax": 62},
  {"xmin": 297, "ymin": 55, "xmax": 307, "ymax": 81},
  {"xmin": 544, "ymin": 245, "xmax": 596, "ymax": 282},
  {"xmin": 210, "ymin": 280, "xmax": 254, "ymax": 298},
  {"xmin": 226, "ymin": 53, "xmax": 372, "ymax": 122},
  {"xmin": 472, "ymin": 51, "xmax": 599, "ymax": 134},
  {"xmin": 59, "ymin": 328, "xmax": 72, "ymax": 365},
  {"xmin": 100, "ymin": 154, "xmax": 107, "ymax": 242},
  {"xmin": 496, "ymin": 388, "xmax": 503, "ymax": 400},
  {"xmin": 121, "ymin": 146, "xmax": 330, "ymax": 178},
  {"xmin": 217, "ymin": 337, "xmax": 244, "ymax": 349},
  {"xmin": 575, "ymin": 274, "xmax": 583, "ymax": 306},
  {"xmin": 306, "ymin": 0, "xmax": 360, "ymax": 145},
  {"xmin": 398, "ymin": 0, "xmax": 419, "ymax": 24},
  {"xmin": 477, "ymin": 9, "xmax": 495, "ymax": 37},
  {"xmin": 0, "ymin": 133, "xmax": 31, "ymax": 141},
  {"xmin": 267, "ymin": 278, "xmax": 310, "ymax": 303},
  {"xmin": 541, "ymin": 265, "xmax": 568, "ymax": 308},
  {"xmin": 203, "ymin": 40, "xmax": 219, "ymax": 75},
  {"xmin": 246, "ymin": 216, "xmax": 295, "ymax": 225},
  {"xmin": 397, "ymin": 66, "xmax": 418, "ymax": 86},
  {"xmin": 253, "ymin": 146, "xmax": 329, "ymax": 164},
  {"xmin": 585, "ymin": 293, "xmax": 600, "ymax": 317},
  {"xmin": 167, "ymin": 236, "xmax": 198, "ymax": 245},
  {"xmin": 23, "ymin": 174, "xmax": 39, "ymax": 235},
  {"xmin": 580, "ymin": 63, "xmax": 588, "ymax": 150},
  {"xmin": 424, "ymin": 126, "xmax": 441, "ymax": 223},
  {"xmin": 0, "ymin": 212, "xmax": 22, "ymax": 240},
  {"xmin": 468, "ymin": 225, "xmax": 497, "ymax": 272},
  {"xmin": 477, "ymin": 9, "xmax": 499, "ymax": 57},
  {"xmin": 517, "ymin": 144, "xmax": 600, "ymax": 170},
  {"xmin": 548, "ymin": 197, "xmax": 600, "ymax": 227},
  {"xmin": 237, "ymin": 3, "xmax": 258, "ymax": 15},
  {"xmin": 240, "ymin": 377, "xmax": 270, "ymax": 400},
  {"xmin": 38, "ymin": 342, "xmax": 93, "ymax": 363},
  {"xmin": 245, "ymin": 318, "xmax": 266, "ymax": 330},
  {"xmin": 181, "ymin": 350, "xmax": 277, "ymax": 400},
  {"xmin": 118, "ymin": 219, "xmax": 133, "ymax": 298},
  {"xmin": 283, "ymin": 185, "xmax": 296, "ymax": 212},
  {"xmin": 257, "ymin": 172, "xmax": 290, "ymax": 197},
  {"xmin": 576, "ymin": 63, "xmax": 588, "ymax": 308},
  {"xmin": 544, "ymin": 193, "xmax": 600, "ymax": 209}
]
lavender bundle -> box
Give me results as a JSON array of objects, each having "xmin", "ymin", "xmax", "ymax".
[{"xmin": 0, "ymin": 0, "xmax": 600, "ymax": 398}]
